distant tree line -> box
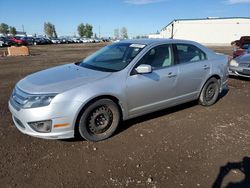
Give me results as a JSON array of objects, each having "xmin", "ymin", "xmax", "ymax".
[
  {"xmin": 1, "ymin": 21, "xmax": 131, "ymax": 39},
  {"xmin": 0, "ymin": 23, "xmax": 17, "ymax": 36},
  {"xmin": 1, "ymin": 21, "xmax": 95, "ymax": 39},
  {"xmin": 44, "ymin": 21, "xmax": 94, "ymax": 38},
  {"xmin": 77, "ymin": 23, "xmax": 93, "ymax": 38},
  {"xmin": 134, "ymin": 35, "xmax": 148, "ymax": 39}
]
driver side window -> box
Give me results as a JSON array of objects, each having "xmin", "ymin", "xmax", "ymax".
[{"xmin": 137, "ymin": 44, "xmax": 174, "ymax": 69}]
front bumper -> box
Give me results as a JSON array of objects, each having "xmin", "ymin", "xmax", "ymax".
[
  {"xmin": 8, "ymin": 100, "xmax": 82, "ymax": 139},
  {"xmin": 229, "ymin": 66, "xmax": 250, "ymax": 78}
]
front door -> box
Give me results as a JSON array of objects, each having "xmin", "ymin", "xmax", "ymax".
[{"xmin": 126, "ymin": 44, "xmax": 178, "ymax": 117}]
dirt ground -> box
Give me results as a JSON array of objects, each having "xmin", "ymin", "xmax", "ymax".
[{"xmin": 0, "ymin": 43, "xmax": 249, "ymax": 188}]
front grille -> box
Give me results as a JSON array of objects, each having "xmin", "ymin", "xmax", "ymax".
[
  {"xmin": 240, "ymin": 63, "xmax": 250, "ymax": 68},
  {"xmin": 13, "ymin": 117, "xmax": 25, "ymax": 129}
]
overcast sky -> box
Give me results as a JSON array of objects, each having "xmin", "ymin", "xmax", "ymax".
[{"xmin": 0, "ymin": 0, "xmax": 249, "ymax": 37}]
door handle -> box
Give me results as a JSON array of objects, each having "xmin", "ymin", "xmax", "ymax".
[
  {"xmin": 203, "ymin": 65, "xmax": 210, "ymax": 70},
  {"xmin": 168, "ymin": 72, "xmax": 177, "ymax": 78}
]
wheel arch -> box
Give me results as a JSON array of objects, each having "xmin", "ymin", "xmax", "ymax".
[
  {"xmin": 199, "ymin": 74, "xmax": 221, "ymax": 96},
  {"xmin": 74, "ymin": 95, "xmax": 124, "ymax": 130}
]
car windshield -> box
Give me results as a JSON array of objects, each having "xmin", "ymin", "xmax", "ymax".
[
  {"xmin": 242, "ymin": 43, "xmax": 250, "ymax": 49},
  {"xmin": 79, "ymin": 43, "xmax": 146, "ymax": 72}
]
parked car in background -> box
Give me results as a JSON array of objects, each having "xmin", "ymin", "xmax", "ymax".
[
  {"xmin": 0, "ymin": 37, "xmax": 12, "ymax": 46},
  {"xmin": 233, "ymin": 43, "xmax": 250, "ymax": 58},
  {"xmin": 9, "ymin": 39, "xmax": 228, "ymax": 142},
  {"xmin": 0, "ymin": 37, "xmax": 5, "ymax": 47},
  {"xmin": 72, "ymin": 37, "xmax": 81, "ymax": 43},
  {"xmin": 80, "ymin": 38, "xmax": 89, "ymax": 43},
  {"xmin": 229, "ymin": 53, "xmax": 250, "ymax": 78},
  {"xmin": 44, "ymin": 38, "xmax": 52, "ymax": 44},
  {"xmin": 232, "ymin": 36, "xmax": 250, "ymax": 58},
  {"xmin": 21, "ymin": 37, "xmax": 35, "ymax": 45},
  {"xmin": 0, "ymin": 40, "xmax": 4, "ymax": 47},
  {"xmin": 102, "ymin": 38, "xmax": 110, "ymax": 42},
  {"xmin": 66, "ymin": 37, "xmax": 74, "ymax": 43},
  {"xmin": 33, "ymin": 38, "xmax": 43, "ymax": 45},
  {"xmin": 35, "ymin": 38, "xmax": 53, "ymax": 45},
  {"xmin": 59, "ymin": 38, "xmax": 69, "ymax": 44},
  {"xmin": 89, "ymin": 38, "xmax": 95, "ymax": 43},
  {"xmin": 93, "ymin": 39, "xmax": 101, "ymax": 43},
  {"xmin": 9, "ymin": 36, "xmax": 28, "ymax": 46},
  {"xmin": 51, "ymin": 38, "xmax": 61, "ymax": 44}
]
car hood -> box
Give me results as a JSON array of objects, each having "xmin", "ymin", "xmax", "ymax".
[
  {"xmin": 17, "ymin": 63, "xmax": 111, "ymax": 94},
  {"xmin": 237, "ymin": 54, "xmax": 250, "ymax": 63}
]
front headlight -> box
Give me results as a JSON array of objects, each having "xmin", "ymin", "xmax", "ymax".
[
  {"xmin": 23, "ymin": 95, "xmax": 56, "ymax": 108},
  {"xmin": 230, "ymin": 59, "xmax": 239, "ymax": 67}
]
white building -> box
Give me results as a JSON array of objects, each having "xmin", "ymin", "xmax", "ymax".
[
  {"xmin": 148, "ymin": 33, "xmax": 162, "ymax": 39},
  {"xmin": 149, "ymin": 17, "xmax": 250, "ymax": 46}
]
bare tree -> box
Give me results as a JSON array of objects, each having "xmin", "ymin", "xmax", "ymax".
[
  {"xmin": 52, "ymin": 25, "xmax": 57, "ymax": 38},
  {"xmin": 120, "ymin": 27, "xmax": 128, "ymax": 39},
  {"xmin": 44, "ymin": 22, "xmax": 55, "ymax": 38},
  {"xmin": 114, "ymin": 28, "xmax": 119, "ymax": 39}
]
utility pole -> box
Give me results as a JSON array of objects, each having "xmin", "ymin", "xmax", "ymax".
[
  {"xmin": 98, "ymin": 25, "xmax": 101, "ymax": 38},
  {"xmin": 22, "ymin": 24, "xmax": 26, "ymax": 36},
  {"xmin": 171, "ymin": 22, "xmax": 174, "ymax": 39}
]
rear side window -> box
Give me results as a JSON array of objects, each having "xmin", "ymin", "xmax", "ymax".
[{"xmin": 175, "ymin": 44, "xmax": 207, "ymax": 64}]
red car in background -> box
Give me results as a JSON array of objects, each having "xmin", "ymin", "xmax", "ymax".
[
  {"xmin": 232, "ymin": 36, "xmax": 250, "ymax": 58},
  {"xmin": 9, "ymin": 36, "xmax": 28, "ymax": 46},
  {"xmin": 233, "ymin": 48, "xmax": 248, "ymax": 58}
]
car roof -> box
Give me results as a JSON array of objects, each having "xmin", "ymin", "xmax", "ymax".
[
  {"xmin": 118, "ymin": 38, "xmax": 216, "ymax": 58},
  {"xmin": 119, "ymin": 38, "xmax": 196, "ymax": 45}
]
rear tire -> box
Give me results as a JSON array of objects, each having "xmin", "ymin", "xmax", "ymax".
[
  {"xmin": 78, "ymin": 99, "xmax": 120, "ymax": 142},
  {"xmin": 199, "ymin": 77, "xmax": 220, "ymax": 106}
]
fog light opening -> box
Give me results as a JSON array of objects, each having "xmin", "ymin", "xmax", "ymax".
[{"xmin": 28, "ymin": 120, "xmax": 52, "ymax": 133}]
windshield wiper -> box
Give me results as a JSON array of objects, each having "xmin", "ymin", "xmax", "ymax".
[{"xmin": 79, "ymin": 63, "xmax": 118, "ymax": 72}]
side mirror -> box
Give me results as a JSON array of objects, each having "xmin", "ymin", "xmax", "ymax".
[{"xmin": 135, "ymin": 64, "xmax": 152, "ymax": 74}]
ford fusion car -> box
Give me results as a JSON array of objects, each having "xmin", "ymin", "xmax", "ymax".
[
  {"xmin": 229, "ymin": 53, "xmax": 250, "ymax": 78},
  {"xmin": 9, "ymin": 39, "xmax": 228, "ymax": 142}
]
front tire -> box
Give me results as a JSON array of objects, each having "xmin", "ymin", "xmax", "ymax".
[
  {"xmin": 199, "ymin": 77, "xmax": 220, "ymax": 106},
  {"xmin": 78, "ymin": 99, "xmax": 120, "ymax": 142}
]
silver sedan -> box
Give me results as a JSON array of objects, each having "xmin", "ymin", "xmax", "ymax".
[
  {"xmin": 9, "ymin": 39, "xmax": 228, "ymax": 141},
  {"xmin": 229, "ymin": 53, "xmax": 250, "ymax": 78}
]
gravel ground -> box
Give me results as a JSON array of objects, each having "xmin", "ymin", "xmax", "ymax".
[{"xmin": 0, "ymin": 43, "xmax": 249, "ymax": 188}]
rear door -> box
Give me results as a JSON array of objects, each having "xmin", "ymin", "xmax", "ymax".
[{"xmin": 173, "ymin": 43, "xmax": 210, "ymax": 100}]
